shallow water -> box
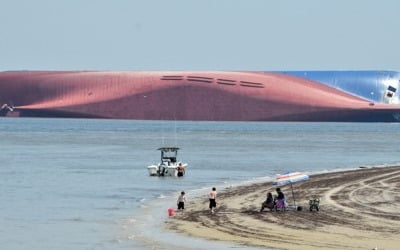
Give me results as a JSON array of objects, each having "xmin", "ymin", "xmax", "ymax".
[{"xmin": 0, "ymin": 118, "xmax": 399, "ymax": 249}]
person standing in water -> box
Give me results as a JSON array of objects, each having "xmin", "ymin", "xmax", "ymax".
[
  {"xmin": 177, "ymin": 191, "xmax": 186, "ymax": 210},
  {"xmin": 208, "ymin": 187, "xmax": 217, "ymax": 214},
  {"xmin": 177, "ymin": 163, "xmax": 185, "ymax": 177}
]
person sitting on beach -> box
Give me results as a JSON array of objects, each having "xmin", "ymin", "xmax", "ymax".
[
  {"xmin": 209, "ymin": 187, "xmax": 217, "ymax": 214},
  {"xmin": 177, "ymin": 191, "xmax": 186, "ymax": 210},
  {"xmin": 275, "ymin": 188, "xmax": 286, "ymax": 210},
  {"xmin": 260, "ymin": 192, "xmax": 274, "ymax": 212}
]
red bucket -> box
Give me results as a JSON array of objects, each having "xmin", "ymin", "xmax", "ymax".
[{"xmin": 168, "ymin": 208, "xmax": 175, "ymax": 216}]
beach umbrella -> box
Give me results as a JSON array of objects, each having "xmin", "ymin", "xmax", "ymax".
[{"xmin": 272, "ymin": 172, "xmax": 309, "ymax": 206}]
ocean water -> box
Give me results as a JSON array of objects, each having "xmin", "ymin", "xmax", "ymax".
[{"xmin": 0, "ymin": 118, "xmax": 399, "ymax": 250}]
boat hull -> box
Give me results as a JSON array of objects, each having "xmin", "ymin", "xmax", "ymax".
[
  {"xmin": 1, "ymin": 71, "xmax": 399, "ymax": 122},
  {"xmin": 147, "ymin": 165, "xmax": 179, "ymax": 177}
]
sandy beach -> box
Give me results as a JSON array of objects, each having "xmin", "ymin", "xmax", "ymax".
[{"xmin": 166, "ymin": 166, "xmax": 400, "ymax": 250}]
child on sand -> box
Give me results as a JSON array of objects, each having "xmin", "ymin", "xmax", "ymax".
[
  {"xmin": 208, "ymin": 187, "xmax": 217, "ymax": 214},
  {"xmin": 177, "ymin": 191, "xmax": 186, "ymax": 210}
]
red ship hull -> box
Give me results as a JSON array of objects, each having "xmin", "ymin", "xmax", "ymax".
[{"xmin": 1, "ymin": 71, "xmax": 399, "ymax": 121}]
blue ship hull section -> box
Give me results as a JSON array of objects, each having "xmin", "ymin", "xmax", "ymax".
[{"xmin": 274, "ymin": 71, "xmax": 400, "ymax": 104}]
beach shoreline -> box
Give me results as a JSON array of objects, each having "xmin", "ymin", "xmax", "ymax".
[{"xmin": 165, "ymin": 166, "xmax": 400, "ymax": 249}]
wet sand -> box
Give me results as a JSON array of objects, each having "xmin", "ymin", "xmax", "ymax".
[{"xmin": 165, "ymin": 166, "xmax": 400, "ymax": 249}]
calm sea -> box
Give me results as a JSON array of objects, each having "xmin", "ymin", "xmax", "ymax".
[{"xmin": 0, "ymin": 118, "xmax": 399, "ymax": 250}]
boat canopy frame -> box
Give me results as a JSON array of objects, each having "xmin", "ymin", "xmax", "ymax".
[{"xmin": 157, "ymin": 147, "xmax": 180, "ymax": 163}]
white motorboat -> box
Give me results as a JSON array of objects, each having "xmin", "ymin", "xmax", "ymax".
[{"xmin": 147, "ymin": 147, "xmax": 188, "ymax": 177}]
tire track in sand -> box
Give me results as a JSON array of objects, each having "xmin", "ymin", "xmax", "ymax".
[{"xmin": 323, "ymin": 169, "xmax": 400, "ymax": 227}]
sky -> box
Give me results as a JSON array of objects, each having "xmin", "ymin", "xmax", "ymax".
[{"xmin": 1, "ymin": 0, "xmax": 399, "ymax": 71}]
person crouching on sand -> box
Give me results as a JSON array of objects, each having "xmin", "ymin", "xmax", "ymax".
[
  {"xmin": 260, "ymin": 192, "xmax": 274, "ymax": 212},
  {"xmin": 209, "ymin": 187, "xmax": 217, "ymax": 214},
  {"xmin": 177, "ymin": 191, "xmax": 186, "ymax": 210}
]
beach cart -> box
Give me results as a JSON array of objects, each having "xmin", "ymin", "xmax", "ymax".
[{"xmin": 309, "ymin": 197, "xmax": 320, "ymax": 211}]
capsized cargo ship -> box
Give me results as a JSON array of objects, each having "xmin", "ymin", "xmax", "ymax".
[{"xmin": 0, "ymin": 70, "xmax": 399, "ymax": 122}]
